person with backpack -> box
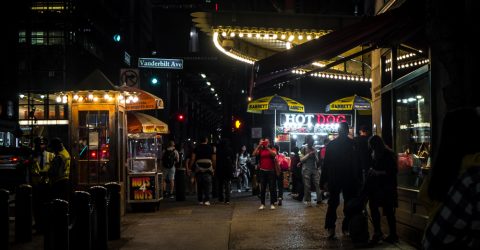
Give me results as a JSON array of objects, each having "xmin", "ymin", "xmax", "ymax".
[
  {"xmin": 162, "ymin": 140, "xmax": 179, "ymax": 199},
  {"xmin": 189, "ymin": 136, "xmax": 216, "ymax": 206},
  {"xmin": 48, "ymin": 137, "xmax": 71, "ymax": 201}
]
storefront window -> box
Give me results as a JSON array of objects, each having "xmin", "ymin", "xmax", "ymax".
[
  {"xmin": 77, "ymin": 111, "xmax": 113, "ymax": 184},
  {"xmin": 395, "ymin": 74, "xmax": 431, "ymax": 189}
]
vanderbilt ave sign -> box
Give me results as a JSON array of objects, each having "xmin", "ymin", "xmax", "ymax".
[{"xmin": 138, "ymin": 58, "xmax": 183, "ymax": 70}]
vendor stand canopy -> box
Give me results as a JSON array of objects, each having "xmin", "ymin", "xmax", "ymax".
[
  {"xmin": 325, "ymin": 94, "xmax": 372, "ymax": 134},
  {"xmin": 247, "ymin": 94, "xmax": 304, "ymax": 141},
  {"xmin": 127, "ymin": 112, "xmax": 168, "ymax": 134}
]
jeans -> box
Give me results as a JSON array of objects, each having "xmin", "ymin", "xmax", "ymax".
[
  {"xmin": 325, "ymin": 184, "xmax": 358, "ymax": 230},
  {"xmin": 302, "ymin": 167, "xmax": 321, "ymax": 202},
  {"xmin": 196, "ymin": 172, "xmax": 212, "ymax": 202},
  {"xmin": 218, "ymin": 177, "xmax": 231, "ymax": 202},
  {"xmin": 276, "ymin": 171, "xmax": 284, "ymax": 200},
  {"xmin": 260, "ymin": 170, "xmax": 276, "ymax": 205},
  {"xmin": 370, "ymin": 203, "xmax": 397, "ymax": 236}
]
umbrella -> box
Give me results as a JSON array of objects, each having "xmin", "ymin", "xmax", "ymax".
[
  {"xmin": 117, "ymin": 85, "xmax": 164, "ymax": 111},
  {"xmin": 127, "ymin": 112, "xmax": 169, "ymax": 134},
  {"xmin": 247, "ymin": 94, "xmax": 304, "ymax": 141},
  {"xmin": 325, "ymin": 94, "xmax": 372, "ymax": 135}
]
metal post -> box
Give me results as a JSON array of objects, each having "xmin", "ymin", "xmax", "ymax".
[
  {"xmin": 71, "ymin": 191, "xmax": 92, "ymax": 250},
  {"xmin": 89, "ymin": 186, "xmax": 108, "ymax": 250},
  {"xmin": 274, "ymin": 109, "xmax": 277, "ymax": 143},
  {"xmin": 44, "ymin": 199, "xmax": 69, "ymax": 250},
  {"xmin": 15, "ymin": 184, "xmax": 32, "ymax": 243},
  {"xmin": 354, "ymin": 109, "xmax": 357, "ymax": 137},
  {"xmin": 0, "ymin": 189, "xmax": 9, "ymax": 250},
  {"xmin": 105, "ymin": 183, "xmax": 121, "ymax": 240}
]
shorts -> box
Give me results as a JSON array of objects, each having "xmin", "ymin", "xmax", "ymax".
[{"xmin": 162, "ymin": 167, "xmax": 176, "ymax": 181}]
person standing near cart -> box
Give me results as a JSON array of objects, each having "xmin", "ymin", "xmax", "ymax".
[
  {"xmin": 162, "ymin": 140, "xmax": 179, "ymax": 199},
  {"xmin": 190, "ymin": 136, "xmax": 216, "ymax": 206}
]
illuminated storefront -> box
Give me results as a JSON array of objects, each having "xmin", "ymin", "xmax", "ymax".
[{"xmin": 276, "ymin": 112, "xmax": 352, "ymax": 151}]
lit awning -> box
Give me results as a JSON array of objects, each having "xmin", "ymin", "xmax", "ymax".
[
  {"xmin": 251, "ymin": 0, "xmax": 424, "ymax": 90},
  {"xmin": 117, "ymin": 85, "xmax": 164, "ymax": 111},
  {"xmin": 127, "ymin": 112, "xmax": 168, "ymax": 134}
]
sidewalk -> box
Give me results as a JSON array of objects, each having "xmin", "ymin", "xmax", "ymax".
[{"xmin": 10, "ymin": 192, "xmax": 419, "ymax": 250}]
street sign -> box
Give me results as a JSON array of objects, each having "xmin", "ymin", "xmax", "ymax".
[
  {"xmin": 138, "ymin": 58, "xmax": 183, "ymax": 70},
  {"xmin": 124, "ymin": 52, "xmax": 131, "ymax": 66},
  {"xmin": 120, "ymin": 69, "xmax": 139, "ymax": 88}
]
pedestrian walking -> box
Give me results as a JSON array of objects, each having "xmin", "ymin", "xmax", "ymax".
[
  {"xmin": 216, "ymin": 138, "xmax": 235, "ymax": 204},
  {"xmin": 189, "ymin": 136, "xmax": 216, "ymax": 206},
  {"xmin": 300, "ymin": 135, "xmax": 321, "ymax": 207}
]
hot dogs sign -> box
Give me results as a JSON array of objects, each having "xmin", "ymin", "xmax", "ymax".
[
  {"xmin": 129, "ymin": 176, "xmax": 156, "ymax": 201},
  {"xmin": 278, "ymin": 113, "xmax": 352, "ymax": 133}
]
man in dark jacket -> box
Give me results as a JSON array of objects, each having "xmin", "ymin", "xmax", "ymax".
[
  {"xmin": 354, "ymin": 125, "xmax": 373, "ymax": 185},
  {"xmin": 323, "ymin": 122, "xmax": 361, "ymax": 239},
  {"xmin": 216, "ymin": 138, "xmax": 235, "ymax": 204}
]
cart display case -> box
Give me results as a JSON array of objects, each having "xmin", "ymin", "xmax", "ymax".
[{"xmin": 127, "ymin": 133, "xmax": 163, "ymax": 203}]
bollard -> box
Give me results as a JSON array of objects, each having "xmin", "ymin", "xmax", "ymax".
[
  {"xmin": 105, "ymin": 182, "xmax": 121, "ymax": 240},
  {"xmin": 89, "ymin": 186, "xmax": 108, "ymax": 250},
  {"xmin": 44, "ymin": 199, "xmax": 69, "ymax": 250},
  {"xmin": 71, "ymin": 191, "xmax": 92, "ymax": 250},
  {"xmin": 0, "ymin": 189, "xmax": 9, "ymax": 250},
  {"xmin": 175, "ymin": 169, "xmax": 186, "ymax": 201},
  {"xmin": 15, "ymin": 184, "xmax": 32, "ymax": 243}
]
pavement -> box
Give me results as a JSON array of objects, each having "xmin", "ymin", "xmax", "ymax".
[{"xmin": 9, "ymin": 192, "xmax": 419, "ymax": 250}]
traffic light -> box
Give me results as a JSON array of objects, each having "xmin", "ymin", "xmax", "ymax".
[
  {"xmin": 176, "ymin": 113, "xmax": 185, "ymax": 122},
  {"xmin": 235, "ymin": 119, "xmax": 241, "ymax": 129},
  {"xmin": 151, "ymin": 76, "xmax": 159, "ymax": 85}
]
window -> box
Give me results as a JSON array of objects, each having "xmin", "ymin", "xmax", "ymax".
[
  {"xmin": 19, "ymin": 31, "xmax": 26, "ymax": 43},
  {"xmin": 395, "ymin": 74, "xmax": 431, "ymax": 189},
  {"xmin": 77, "ymin": 111, "xmax": 114, "ymax": 184}
]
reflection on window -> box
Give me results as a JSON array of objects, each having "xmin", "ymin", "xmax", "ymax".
[
  {"xmin": 77, "ymin": 111, "xmax": 114, "ymax": 184},
  {"xmin": 395, "ymin": 75, "xmax": 430, "ymax": 189},
  {"xmin": 18, "ymin": 30, "xmax": 64, "ymax": 46},
  {"xmin": 18, "ymin": 93, "xmax": 67, "ymax": 120}
]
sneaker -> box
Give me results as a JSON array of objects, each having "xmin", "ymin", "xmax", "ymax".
[
  {"xmin": 198, "ymin": 202, "xmax": 204, "ymax": 205},
  {"xmin": 270, "ymin": 204, "xmax": 276, "ymax": 210},
  {"xmin": 204, "ymin": 201, "xmax": 211, "ymax": 206},
  {"xmin": 259, "ymin": 204, "xmax": 265, "ymax": 210},
  {"xmin": 384, "ymin": 234, "xmax": 399, "ymax": 244},
  {"xmin": 238, "ymin": 189, "xmax": 242, "ymax": 193},
  {"xmin": 327, "ymin": 228, "xmax": 336, "ymax": 240}
]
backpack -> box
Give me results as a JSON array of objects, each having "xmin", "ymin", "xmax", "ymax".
[
  {"xmin": 163, "ymin": 149, "xmax": 176, "ymax": 169},
  {"xmin": 49, "ymin": 154, "xmax": 66, "ymax": 181}
]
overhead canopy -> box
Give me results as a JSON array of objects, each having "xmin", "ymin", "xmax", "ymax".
[
  {"xmin": 127, "ymin": 112, "xmax": 168, "ymax": 134},
  {"xmin": 251, "ymin": 0, "xmax": 423, "ymax": 89},
  {"xmin": 117, "ymin": 85, "xmax": 164, "ymax": 111}
]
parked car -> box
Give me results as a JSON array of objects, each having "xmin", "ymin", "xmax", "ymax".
[{"xmin": 0, "ymin": 146, "xmax": 32, "ymax": 192}]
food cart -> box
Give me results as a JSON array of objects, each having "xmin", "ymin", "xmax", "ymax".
[{"xmin": 126, "ymin": 112, "xmax": 168, "ymax": 205}]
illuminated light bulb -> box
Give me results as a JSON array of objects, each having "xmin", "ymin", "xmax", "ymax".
[
  {"xmin": 291, "ymin": 70, "xmax": 296, "ymax": 73},
  {"xmin": 347, "ymin": 76, "xmax": 351, "ymax": 81},
  {"xmin": 230, "ymin": 32, "xmax": 235, "ymax": 37},
  {"xmin": 104, "ymin": 93, "xmax": 110, "ymax": 100},
  {"xmin": 118, "ymin": 95, "xmax": 124, "ymax": 100},
  {"xmin": 210, "ymin": 87, "xmax": 215, "ymax": 92},
  {"xmin": 206, "ymin": 81, "xmax": 211, "ymax": 86},
  {"xmin": 271, "ymin": 34, "xmax": 277, "ymax": 39},
  {"xmin": 62, "ymin": 95, "xmax": 67, "ymax": 103},
  {"xmin": 73, "ymin": 94, "xmax": 79, "ymax": 100},
  {"xmin": 19, "ymin": 94, "xmax": 25, "ymax": 98},
  {"xmin": 214, "ymin": 93, "xmax": 218, "ymax": 97},
  {"xmin": 133, "ymin": 96, "xmax": 139, "ymax": 103},
  {"xmin": 221, "ymin": 31, "xmax": 227, "ymax": 37},
  {"xmin": 40, "ymin": 95, "xmax": 45, "ymax": 99},
  {"xmin": 247, "ymin": 33, "xmax": 252, "ymax": 38},
  {"xmin": 281, "ymin": 34, "xmax": 286, "ymax": 39},
  {"xmin": 126, "ymin": 99, "xmax": 131, "ymax": 104},
  {"xmin": 219, "ymin": 101, "xmax": 222, "ymax": 105},
  {"xmin": 88, "ymin": 93, "xmax": 94, "ymax": 100},
  {"xmin": 286, "ymin": 42, "xmax": 291, "ymax": 50},
  {"xmin": 298, "ymin": 35, "xmax": 303, "ymax": 40},
  {"xmin": 93, "ymin": 97, "xmax": 99, "ymax": 102},
  {"xmin": 56, "ymin": 96, "xmax": 62, "ymax": 103},
  {"xmin": 307, "ymin": 35, "xmax": 312, "ymax": 40},
  {"xmin": 78, "ymin": 96, "xmax": 84, "ymax": 102},
  {"xmin": 315, "ymin": 35, "xmax": 319, "ymax": 39},
  {"xmin": 239, "ymin": 33, "xmax": 244, "ymax": 37},
  {"xmin": 248, "ymin": 96, "xmax": 252, "ymax": 101},
  {"xmin": 334, "ymin": 75, "xmax": 338, "ymax": 79},
  {"xmin": 416, "ymin": 95, "xmax": 423, "ymax": 99},
  {"xmin": 255, "ymin": 33, "xmax": 260, "ymax": 38},
  {"xmin": 288, "ymin": 35, "xmax": 294, "ymax": 41},
  {"xmin": 264, "ymin": 34, "xmax": 269, "ymax": 39},
  {"xmin": 355, "ymin": 77, "xmax": 359, "ymax": 81}
]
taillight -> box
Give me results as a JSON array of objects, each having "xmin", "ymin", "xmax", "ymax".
[
  {"xmin": 90, "ymin": 151, "xmax": 97, "ymax": 158},
  {"xmin": 10, "ymin": 156, "xmax": 19, "ymax": 163}
]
